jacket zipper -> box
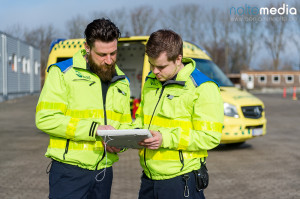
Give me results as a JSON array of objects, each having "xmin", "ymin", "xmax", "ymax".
[
  {"xmin": 95, "ymin": 87, "xmax": 109, "ymax": 170},
  {"xmin": 62, "ymin": 80, "xmax": 95, "ymax": 161},
  {"xmin": 63, "ymin": 139, "xmax": 70, "ymax": 160},
  {"xmin": 73, "ymin": 79, "xmax": 96, "ymax": 86},
  {"xmin": 144, "ymin": 86, "xmax": 165, "ymax": 179}
]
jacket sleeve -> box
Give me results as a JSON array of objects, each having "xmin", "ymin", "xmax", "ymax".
[
  {"xmin": 132, "ymin": 92, "xmax": 145, "ymax": 129},
  {"xmin": 160, "ymin": 82, "xmax": 224, "ymax": 151},
  {"xmin": 118, "ymin": 84, "xmax": 133, "ymax": 130},
  {"xmin": 35, "ymin": 66, "xmax": 98, "ymax": 141}
]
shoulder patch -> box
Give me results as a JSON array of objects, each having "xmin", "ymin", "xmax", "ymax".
[
  {"xmin": 47, "ymin": 58, "xmax": 73, "ymax": 73},
  {"xmin": 145, "ymin": 71, "xmax": 153, "ymax": 82},
  {"xmin": 125, "ymin": 76, "xmax": 130, "ymax": 84},
  {"xmin": 190, "ymin": 68, "xmax": 219, "ymax": 87}
]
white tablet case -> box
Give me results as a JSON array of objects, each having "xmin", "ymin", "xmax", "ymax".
[{"xmin": 97, "ymin": 129, "xmax": 152, "ymax": 149}]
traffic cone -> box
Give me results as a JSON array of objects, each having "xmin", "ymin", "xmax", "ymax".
[
  {"xmin": 292, "ymin": 86, "xmax": 297, "ymax": 100},
  {"xmin": 283, "ymin": 87, "xmax": 286, "ymax": 98}
]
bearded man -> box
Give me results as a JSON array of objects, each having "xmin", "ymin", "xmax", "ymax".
[{"xmin": 35, "ymin": 18, "xmax": 132, "ymax": 199}]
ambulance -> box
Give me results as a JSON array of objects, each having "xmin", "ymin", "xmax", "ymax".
[{"xmin": 46, "ymin": 36, "xmax": 267, "ymax": 145}]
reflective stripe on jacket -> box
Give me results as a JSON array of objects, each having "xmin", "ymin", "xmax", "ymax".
[
  {"xmin": 36, "ymin": 49, "xmax": 132, "ymax": 170},
  {"xmin": 134, "ymin": 58, "xmax": 224, "ymax": 180}
]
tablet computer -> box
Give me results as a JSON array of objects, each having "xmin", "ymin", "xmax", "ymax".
[{"xmin": 97, "ymin": 129, "xmax": 152, "ymax": 149}]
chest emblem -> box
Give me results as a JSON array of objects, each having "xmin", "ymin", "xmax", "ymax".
[{"xmin": 75, "ymin": 70, "xmax": 91, "ymax": 80}]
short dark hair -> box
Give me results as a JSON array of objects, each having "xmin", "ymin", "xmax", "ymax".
[
  {"xmin": 84, "ymin": 18, "xmax": 121, "ymax": 48},
  {"xmin": 145, "ymin": 29, "xmax": 183, "ymax": 62}
]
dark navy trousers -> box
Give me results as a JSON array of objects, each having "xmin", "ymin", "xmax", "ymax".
[
  {"xmin": 138, "ymin": 171, "xmax": 205, "ymax": 199},
  {"xmin": 49, "ymin": 160, "xmax": 113, "ymax": 199}
]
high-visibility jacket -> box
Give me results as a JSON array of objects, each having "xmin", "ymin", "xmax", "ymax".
[
  {"xmin": 133, "ymin": 58, "xmax": 224, "ymax": 180},
  {"xmin": 36, "ymin": 49, "xmax": 132, "ymax": 170}
]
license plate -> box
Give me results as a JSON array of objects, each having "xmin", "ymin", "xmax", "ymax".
[{"xmin": 252, "ymin": 128, "xmax": 263, "ymax": 136}]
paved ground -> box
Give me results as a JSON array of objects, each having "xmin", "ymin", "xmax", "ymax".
[{"xmin": 0, "ymin": 93, "xmax": 299, "ymax": 199}]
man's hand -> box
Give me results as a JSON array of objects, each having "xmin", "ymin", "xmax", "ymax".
[
  {"xmin": 105, "ymin": 145, "xmax": 121, "ymax": 153},
  {"xmin": 139, "ymin": 130, "xmax": 163, "ymax": 150},
  {"xmin": 96, "ymin": 125, "xmax": 121, "ymax": 153},
  {"xmin": 97, "ymin": 125, "xmax": 115, "ymax": 132}
]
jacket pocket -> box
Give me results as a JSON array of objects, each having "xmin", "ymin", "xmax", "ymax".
[
  {"xmin": 157, "ymin": 90, "xmax": 191, "ymax": 119},
  {"xmin": 112, "ymin": 86, "xmax": 128, "ymax": 114}
]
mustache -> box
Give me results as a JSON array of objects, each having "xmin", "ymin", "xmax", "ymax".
[{"xmin": 88, "ymin": 55, "xmax": 116, "ymax": 82}]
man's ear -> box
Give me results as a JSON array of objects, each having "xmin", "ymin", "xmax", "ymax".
[
  {"xmin": 175, "ymin": 54, "xmax": 182, "ymax": 66},
  {"xmin": 84, "ymin": 42, "xmax": 90, "ymax": 54}
]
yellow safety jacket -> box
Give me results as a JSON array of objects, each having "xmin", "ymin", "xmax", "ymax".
[
  {"xmin": 36, "ymin": 49, "xmax": 132, "ymax": 170},
  {"xmin": 134, "ymin": 58, "xmax": 224, "ymax": 180}
]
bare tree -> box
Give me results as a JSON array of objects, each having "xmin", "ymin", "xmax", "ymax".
[
  {"xmin": 292, "ymin": 2, "xmax": 300, "ymax": 70},
  {"xmin": 264, "ymin": 3, "xmax": 289, "ymax": 70},
  {"xmin": 203, "ymin": 9, "xmax": 226, "ymax": 71},
  {"xmin": 92, "ymin": 8, "xmax": 130, "ymax": 37},
  {"xmin": 24, "ymin": 25, "xmax": 58, "ymax": 85},
  {"xmin": 229, "ymin": 41, "xmax": 244, "ymax": 73},
  {"xmin": 161, "ymin": 4, "xmax": 204, "ymax": 45},
  {"xmin": 4, "ymin": 23, "xmax": 25, "ymax": 40},
  {"xmin": 219, "ymin": 11, "xmax": 234, "ymax": 74},
  {"xmin": 130, "ymin": 6, "xmax": 157, "ymax": 36},
  {"xmin": 234, "ymin": 14, "xmax": 262, "ymax": 71},
  {"xmin": 161, "ymin": 6, "xmax": 182, "ymax": 33},
  {"xmin": 292, "ymin": 37, "xmax": 300, "ymax": 71},
  {"xmin": 66, "ymin": 14, "xmax": 88, "ymax": 39}
]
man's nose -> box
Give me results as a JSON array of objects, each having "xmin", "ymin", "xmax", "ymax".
[
  {"xmin": 104, "ymin": 55, "xmax": 113, "ymax": 65},
  {"xmin": 152, "ymin": 67, "xmax": 159, "ymax": 74}
]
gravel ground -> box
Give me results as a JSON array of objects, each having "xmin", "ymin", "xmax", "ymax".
[{"xmin": 0, "ymin": 93, "xmax": 299, "ymax": 199}]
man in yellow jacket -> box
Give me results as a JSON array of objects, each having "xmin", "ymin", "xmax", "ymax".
[
  {"xmin": 36, "ymin": 18, "xmax": 131, "ymax": 199},
  {"xmin": 135, "ymin": 30, "xmax": 224, "ymax": 199}
]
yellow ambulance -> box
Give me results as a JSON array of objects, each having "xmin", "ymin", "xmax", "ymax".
[{"xmin": 46, "ymin": 36, "xmax": 267, "ymax": 145}]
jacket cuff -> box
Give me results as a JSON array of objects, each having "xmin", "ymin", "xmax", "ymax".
[{"xmin": 89, "ymin": 122, "xmax": 98, "ymax": 138}]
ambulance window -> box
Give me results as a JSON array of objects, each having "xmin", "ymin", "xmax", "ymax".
[
  {"xmin": 56, "ymin": 57, "xmax": 71, "ymax": 62},
  {"xmin": 193, "ymin": 58, "xmax": 233, "ymax": 87}
]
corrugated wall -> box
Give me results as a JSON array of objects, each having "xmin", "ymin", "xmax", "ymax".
[
  {"xmin": 0, "ymin": 35, "xmax": 3, "ymax": 94},
  {"xmin": 33, "ymin": 48, "xmax": 41, "ymax": 91},
  {"xmin": 6, "ymin": 36, "xmax": 19, "ymax": 93},
  {"xmin": 19, "ymin": 41, "xmax": 31, "ymax": 92},
  {"xmin": 0, "ymin": 32, "xmax": 40, "ymax": 101}
]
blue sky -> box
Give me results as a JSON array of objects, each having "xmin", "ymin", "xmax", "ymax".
[
  {"xmin": 1, "ymin": 0, "xmax": 293, "ymax": 31},
  {"xmin": 0, "ymin": 0, "xmax": 299, "ymax": 69}
]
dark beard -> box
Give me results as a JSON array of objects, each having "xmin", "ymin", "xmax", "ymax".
[{"xmin": 88, "ymin": 55, "xmax": 116, "ymax": 82}]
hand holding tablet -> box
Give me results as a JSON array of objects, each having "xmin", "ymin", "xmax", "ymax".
[{"xmin": 96, "ymin": 129, "xmax": 153, "ymax": 149}]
